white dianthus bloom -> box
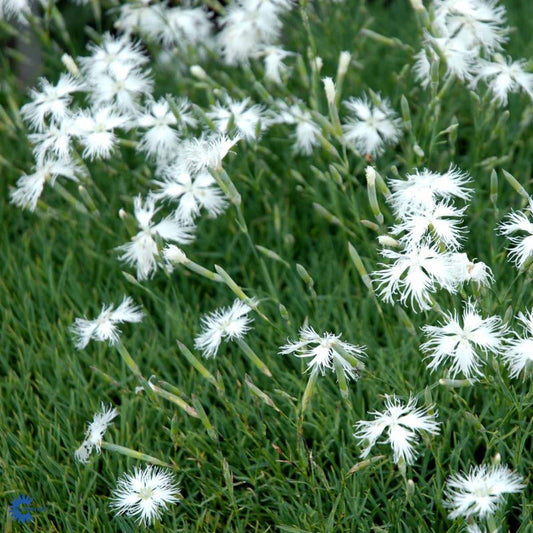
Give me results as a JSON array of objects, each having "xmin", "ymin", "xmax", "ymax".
[
  {"xmin": 175, "ymin": 134, "xmax": 240, "ymax": 173},
  {"xmin": 391, "ymin": 201, "xmax": 466, "ymax": 251},
  {"xmin": 472, "ymin": 56, "xmax": 533, "ymax": 107},
  {"xmin": 279, "ymin": 326, "xmax": 366, "ymax": 381},
  {"xmin": 413, "ymin": 47, "xmax": 438, "ymax": 89},
  {"xmin": 445, "ymin": 464, "xmax": 524, "ymax": 520},
  {"xmin": 503, "ymin": 310, "xmax": 533, "ymax": 379},
  {"xmin": 259, "ymin": 46, "xmax": 292, "ymax": 83},
  {"xmin": 10, "ymin": 157, "xmax": 84, "ymax": 211},
  {"xmin": 354, "ymin": 395, "xmax": 440, "ymax": 465},
  {"xmin": 90, "ymin": 62, "xmax": 152, "ymax": 113},
  {"xmin": 429, "ymin": 34, "xmax": 479, "ymax": 81},
  {"xmin": 72, "ymin": 106, "xmax": 129, "ymax": 160},
  {"xmin": 117, "ymin": 196, "xmax": 195, "ymax": 280},
  {"xmin": 0, "ymin": 0, "xmax": 32, "ymax": 23},
  {"xmin": 373, "ymin": 242, "xmax": 458, "ymax": 311},
  {"xmin": 275, "ymin": 101, "xmax": 321, "ymax": 155},
  {"xmin": 110, "ymin": 466, "xmax": 180, "ymax": 527},
  {"xmin": 421, "ymin": 300, "xmax": 506, "ymax": 379},
  {"xmin": 498, "ymin": 197, "xmax": 533, "ymax": 269},
  {"xmin": 448, "ymin": 253, "xmax": 493, "ymax": 287},
  {"xmin": 136, "ymin": 98, "xmax": 180, "ymax": 159},
  {"xmin": 208, "ymin": 98, "xmax": 266, "ymax": 141},
  {"xmin": 194, "ymin": 299, "xmax": 255, "ymax": 358},
  {"xmin": 152, "ymin": 166, "xmax": 227, "ymax": 223},
  {"xmin": 29, "ymin": 121, "xmax": 74, "ymax": 164},
  {"xmin": 389, "ymin": 167, "xmax": 472, "ymax": 219},
  {"xmin": 74, "ymin": 403, "xmax": 118, "ymax": 463},
  {"xmin": 115, "ymin": 3, "xmax": 164, "ymax": 38},
  {"xmin": 217, "ymin": 0, "xmax": 291, "ymax": 65},
  {"xmin": 158, "ymin": 6, "xmax": 213, "ymax": 49},
  {"xmin": 71, "ymin": 296, "xmax": 144, "ymax": 349},
  {"xmin": 342, "ymin": 95, "xmax": 401, "ymax": 157},
  {"xmin": 21, "ymin": 74, "xmax": 84, "ymax": 132},
  {"xmin": 434, "ymin": 0, "xmax": 508, "ymax": 54},
  {"xmin": 80, "ymin": 33, "xmax": 149, "ymax": 80}
]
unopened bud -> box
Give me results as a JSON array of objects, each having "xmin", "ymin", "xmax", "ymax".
[
  {"xmin": 377, "ymin": 235, "xmax": 400, "ymax": 247},
  {"xmin": 337, "ymin": 51, "xmax": 351, "ymax": 78},
  {"xmin": 190, "ymin": 65, "xmax": 207, "ymax": 80},
  {"xmin": 61, "ymin": 53, "xmax": 80, "ymax": 76},
  {"xmin": 164, "ymin": 245, "xmax": 187, "ymax": 265},
  {"xmin": 322, "ymin": 76, "xmax": 336, "ymax": 105}
]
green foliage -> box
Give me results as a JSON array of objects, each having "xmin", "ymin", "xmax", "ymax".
[{"xmin": 1, "ymin": 1, "xmax": 532, "ymax": 531}]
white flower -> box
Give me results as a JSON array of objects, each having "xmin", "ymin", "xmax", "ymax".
[
  {"xmin": 413, "ymin": 48, "xmax": 436, "ymax": 89},
  {"xmin": 444, "ymin": 464, "xmax": 524, "ymax": 520},
  {"xmin": 259, "ymin": 46, "xmax": 292, "ymax": 83},
  {"xmin": 217, "ymin": 0, "xmax": 292, "ymax": 65},
  {"xmin": 118, "ymin": 196, "xmax": 195, "ymax": 280},
  {"xmin": 353, "ymin": 395, "xmax": 440, "ymax": 465},
  {"xmin": 373, "ymin": 241, "xmax": 459, "ymax": 311},
  {"xmin": 136, "ymin": 98, "xmax": 180, "ymax": 159},
  {"xmin": 421, "ymin": 300, "xmax": 506, "ymax": 379},
  {"xmin": 21, "ymin": 74, "xmax": 84, "ymax": 132},
  {"xmin": 389, "ymin": 167, "xmax": 472, "ymax": 219},
  {"xmin": 74, "ymin": 403, "xmax": 118, "ymax": 463},
  {"xmin": 498, "ymin": 197, "xmax": 533, "ymax": 269},
  {"xmin": 428, "ymin": 34, "xmax": 478, "ymax": 81},
  {"xmin": 175, "ymin": 134, "xmax": 239, "ymax": 173},
  {"xmin": 275, "ymin": 101, "xmax": 321, "ymax": 155},
  {"xmin": 448, "ymin": 253, "xmax": 494, "ymax": 287},
  {"xmin": 152, "ymin": 166, "xmax": 227, "ymax": 223},
  {"xmin": 71, "ymin": 296, "xmax": 144, "ymax": 349},
  {"xmin": 472, "ymin": 56, "xmax": 533, "ymax": 106},
  {"xmin": 72, "ymin": 106, "xmax": 129, "ymax": 160},
  {"xmin": 342, "ymin": 94, "xmax": 401, "ymax": 157},
  {"xmin": 279, "ymin": 326, "xmax": 366, "ymax": 381},
  {"xmin": 207, "ymin": 97, "xmax": 266, "ymax": 141},
  {"xmin": 10, "ymin": 157, "xmax": 84, "ymax": 211},
  {"xmin": 157, "ymin": 6, "xmax": 213, "ymax": 49},
  {"xmin": 80, "ymin": 33, "xmax": 149, "ymax": 80},
  {"xmin": 110, "ymin": 466, "xmax": 180, "ymax": 526},
  {"xmin": 0, "ymin": 0, "xmax": 32, "ymax": 24},
  {"xmin": 29, "ymin": 121, "xmax": 74, "ymax": 164},
  {"xmin": 503, "ymin": 310, "xmax": 533, "ymax": 379},
  {"xmin": 434, "ymin": 0, "xmax": 508, "ymax": 54},
  {"xmin": 90, "ymin": 62, "xmax": 153, "ymax": 113},
  {"xmin": 194, "ymin": 299, "xmax": 255, "ymax": 358},
  {"xmin": 391, "ymin": 201, "xmax": 466, "ymax": 251}
]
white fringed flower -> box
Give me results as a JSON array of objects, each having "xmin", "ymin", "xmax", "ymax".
[
  {"xmin": 80, "ymin": 33, "xmax": 149, "ymax": 80},
  {"xmin": 152, "ymin": 166, "xmax": 227, "ymax": 223},
  {"xmin": 74, "ymin": 403, "xmax": 118, "ymax": 463},
  {"xmin": 389, "ymin": 167, "xmax": 472, "ymax": 219},
  {"xmin": 421, "ymin": 300, "xmax": 506, "ymax": 379},
  {"xmin": 72, "ymin": 106, "xmax": 129, "ymax": 160},
  {"xmin": 217, "ymin": 0, "xmax": 292, "ymax": 65},
  {"xmin": 275, "ymin": 101, "xmax": 321, "ymax": 155},
  {"xmin": 71, "ymin": 296, "xmax": 144, "ymax": 349},
  {"xmin": 118, "ymin": 196, "xmax": 195, "ymax": 280},
  {"xmin": 373, "ymin": 241, "xmax": 458, "ymax": 311},
  {"xmin": 342, "ymin": 94, "xmax": 401, "ymax": 157},
  {"xmin": 110, "ymin": 466, "xmax": 180, "ymax": 526},
  {"xmin": 9, "ymin": 157, "xmax": 84, "ymax": 211},
  {"xmin": 448, "ymin": 253, "xmax": 493, "ymax": 287},
  {"xmin": 208, "ymin": 98, "xmax": 266, "ymax": 141},
  {"xmin": 445, "ymin": 464, "xmax": 524, "ymax": 520},
  {"xmin": 391, "ymin": 201, "xmax": 466, "ymax": 251},
  {"xmin": 354, "ymin": 395, "xmax": 440, "ymax": 465},
  {"xmin": 503, "ymin": 310, "xmax": 533, "ymax": 379},
  {"xmin": 194, "ymin": 299, "xmax": 255, "ymax": 358},
  {"xmin": 472, "ymin": 56, "xmax": 533, "ymax": 106},
  {"xmin": 279, "ymin": 326, "xmax": 366, "ymax": 381},
  {"xmin": 176, "ymin": 134, "xmax": 239, "ymax": 173},
  {"xmin": 21, "ymin": 74, "xmax": 84, "ymax": 131},
  {"xmin": 499, "ymin": 197, "xmax": 533, "ymax": 269}
]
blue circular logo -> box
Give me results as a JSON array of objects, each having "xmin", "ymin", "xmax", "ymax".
[{"xmin": 9, "ymin": 495, "xmax": 36, "ymax": 523}]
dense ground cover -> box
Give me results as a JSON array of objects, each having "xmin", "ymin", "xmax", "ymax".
[{"xmin": 1, "ymin": 0, "xmax": 532, "ymax": 531}]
